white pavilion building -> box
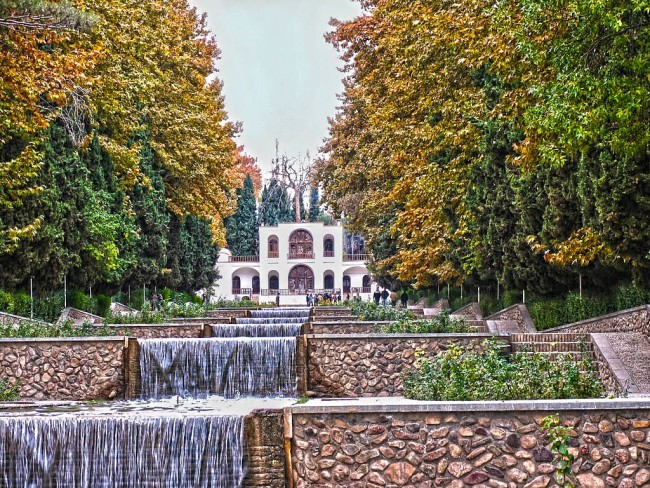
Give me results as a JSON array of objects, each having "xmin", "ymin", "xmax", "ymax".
[{"xmin": 214, "ymin": 222, "xmax": 376, "ymax": 305}]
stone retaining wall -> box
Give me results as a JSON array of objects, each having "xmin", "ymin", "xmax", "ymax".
[
  {"xmin": 452, "ymin": 302, "xmax": 483, "ymax": 320},
  {"xmin": 243, "ymin": 409, "xmax": 287, "ymax": 488},
  {"xmin": 288, "ymin": 398, "xmax": 650, "ymax": 488},
  {"xmin": 207, "ymin": 309, "xmax": 251, "ymax": 319},
  {"xmin": 544, "ymin": 306, "xmax": 649, "ymax": 337},
  {"xmin": 486, "ymin": 304, "xmax": 537, "ymax": 333},
  {"xmin": 0, "ymin": 337, "xmax": 126, "ymax": 400},
  {"xmin": 306, "ymin": 322, "xmax": 385, "ymax": 335},
  {"xmin": 302, "ymin": 334, "xmax": 504, "ymax": 397},
  {"xmin": 94, "ymin": 323, "xmax": 209, "ymax": 339}
]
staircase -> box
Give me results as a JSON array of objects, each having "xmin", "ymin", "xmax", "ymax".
[{"xmin": 510, "ymin": 333, "xmax": 595, "ymax": 363}]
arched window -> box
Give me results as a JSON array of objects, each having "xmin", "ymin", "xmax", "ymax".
[
  {"xmin": 324, "ymin": 273, "xmax": 334, "ymax": 290},
  {"xmin": 268, "ymin": 236, "xmax": 279, "ymax": 258},
  {"xmin": 252, "ymin": 276, "xmax": 260, "ymax": 293},
  {"xmin": 343, "ymin": 276, "xmax": 351, "ymax": 294},
  {"xmin": 362, "ymin": 275, "xmax": 371, "ymax": 293},
  {"xmin": 288, "ymin": 230, "xmax": 313, "ymax": 259},
  {"xmin": 323, "ymin": 235, "xmax": 334, "ymax": 257},
  {"xmin": 269, "ymin": 274, "xmax": 279, "ymax": 290},
  {"xmin": 288, "ymin": 265, "xmax": 314, "ymax": 292},
  {"xmin": 232, "ymin": 276, "xmax": 241, "ymax": 294}
]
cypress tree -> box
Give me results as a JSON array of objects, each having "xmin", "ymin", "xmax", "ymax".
[
  {"xmin": 225, "ymin": 174, "xmax": 258, "ymax": 255},
  {"xmin": 308, "ymin": 186, "xmax": 320, "ymax": 222},
  {"xmin": 259, "ymin": 178, "xmax": 293, "ymax": 226}
]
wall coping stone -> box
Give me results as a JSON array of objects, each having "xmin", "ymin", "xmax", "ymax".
[
  {"xmin": 100, "ymin": 323, "xmax": 204, "ymax": 328},
  {"xmin": 304, "ymin": 333, "xmax": 507, "ymax": 340},
  {"xmin": 591, "ymin": 333, "xmax": 641, "ymax": 394},
  {"xmin": 485, "ymin": 303, "xmax": 537, "ymax": 332},
  {"xmin": 0, "ymin": 311, "xmax": 51, "ymax": 326},
  {"xmin": 543, "ymin": 304, "xmax": 648, "ymax": 332},
  {"xmin": 0, "ymin": 336, "xmax": 127, "ymax": 344},
  {"xmin": 286, "ymin": 396, "xmax": 650, "ymax": 415}
]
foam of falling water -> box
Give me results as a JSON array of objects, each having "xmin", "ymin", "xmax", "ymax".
[
  {"xmin": 139, "ymin": 337, "xmax": 296, "ymax": 399},
  {"xmin": 235, "ymin": 317, "xmax": 306, "ymax": 324},
  {"xmin": 249, "ymin": 308, "xmax": 311, "ymax": 319},
  {"xmin": 213, "ymin": 323, "xmax": 302, "ymax": 337},
  {"xmin": 0, "ymin": 411, "xmax": 245, "ymax": 488}
]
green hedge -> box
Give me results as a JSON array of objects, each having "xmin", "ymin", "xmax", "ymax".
[
  {"xmin": 347, "ymin": 300, "xmax": 414, "ymax": 321},
  {"xmin": 403, "ymin": 339, "xmax": 604, "ymax": 401},
  {"xmin": 381, "ymin": 311, "xmax": 476, "ymax": 333},
  {"xmin": 0, "ymin": 320, "xmax": 120, "ymax": 338}
]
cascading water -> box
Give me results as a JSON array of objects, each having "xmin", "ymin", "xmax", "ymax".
[
  {"xmin": 0, "ymin": 403, "xmax": 245, "ymax": 488},
  {"xmin": 1, "ymin": 307, "xmax": 309, "ymax": 488},
  {"xmin": 139, "ymin": 337, "xmax": 297, "ymax": 398},
  {"xmin": 139, "ymin": 307, "xmax": 309, "ymax": 399}
]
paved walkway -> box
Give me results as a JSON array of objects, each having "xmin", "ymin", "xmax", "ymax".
[{"xmin": 604, "ymin": 333, "xmax": 650, "ymax": 393}]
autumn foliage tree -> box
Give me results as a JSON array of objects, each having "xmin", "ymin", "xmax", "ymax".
[
  {"xmin": 0, "ymin": 0, "xmax": 239, "ymax": 293},
  {"xmin": 317, "ymin": 0, "xmax": 650, "ymax": 293}
]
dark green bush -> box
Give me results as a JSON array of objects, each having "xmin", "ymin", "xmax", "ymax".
[
  {"xmin": 0, "ymin": 320, "xmax": 119, "ymax": 338},
  {"xmin": 382, "ymin": 311, "xmax": 476, "ymax": 333},
  {"xmin": 403, "ymin": 339, "xmax": 604, "ymax": 401},
  {"xmin": 348, "ymin": 300, "xmax": 414, "ymax": 321}
]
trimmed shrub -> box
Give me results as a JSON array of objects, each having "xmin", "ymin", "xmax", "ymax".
[
  {"xmin": 382, "ymin": 311, "xmax": 476, "ymax": 333},
  {"xmin": 403, "ymin": 339, "xmax": 604, "ymax": 401}
]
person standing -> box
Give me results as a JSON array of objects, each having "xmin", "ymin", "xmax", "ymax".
[
  {"xmin": 373, "ymin": 287, "xmax": 381, "ymax": 305},
  {"xmin": 389, "ymin": 290, "xmax": 397, "ymax": 307},
  {"xmin": 401, "ymin": 290, "xmax": 409, "ymax": 308},
  {"xmin": 276, "ymin": 292, "xmax": 280, "ymax": 307},
  {"xmin": 381, "ymin": 288, "xmax": 389, "ymax": 307}
]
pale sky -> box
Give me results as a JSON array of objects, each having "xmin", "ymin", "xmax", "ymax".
[{"xmin": 189, "ymin": 0, "xmax": 364, "ymax": 178}]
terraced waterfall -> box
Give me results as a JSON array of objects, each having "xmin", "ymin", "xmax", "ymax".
[{"xmin": 0, "ymin": 307, "xmax": 308, "ymax": 488}]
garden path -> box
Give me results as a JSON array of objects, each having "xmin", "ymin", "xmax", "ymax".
[{"xmin": 604, "ymin": 332, "xmax": 650, "ymax": 393}]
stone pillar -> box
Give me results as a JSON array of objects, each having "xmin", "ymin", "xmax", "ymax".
[{"xmin": 243, "ymin": 409, "xmax": 286, "ymax": 488}]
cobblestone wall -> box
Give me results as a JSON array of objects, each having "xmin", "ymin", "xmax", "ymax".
[
  {"xmin": 486, "ymin": 305, "xmax": 537, "ymax": 333},
  {"xmin": 305, "ymin": 335, "xmax": 500, "ymax": 397},
  {"xmin": 0, "ymin": 338, "xmax": 126, "ymax": 400},
  {"xmin": 289, "ymin": 402, "xmax": 650, "ymax": 488},
  {"xmin": 94, "ymin": 324, "xmax": 207, "ymax": 339},
  {"xmin": 545, "ymin": 306, "xmax": 649, "ymax": 337},
  {"xmin": 307, "ymin": 322, "xmax": 383, "ymax": 334}
]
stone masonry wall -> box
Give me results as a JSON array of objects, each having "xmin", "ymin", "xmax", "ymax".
[
  {"xmin": 0, "ymin": 338, "xmax": 126, "ymax": 400},
  {"xmin": 307, "ymin": 322, "xmax": 384, "ymax": 335},
  {"xmin": 290, "ymin": 403, "xmax": 650, "ymax": 488},
  {"xmin": 93, "ymin": 324, "xmax": 207, "ymax": 339},
  {"xmin": 305, "ymin": 334, "xmax": 502, "ymax": 397},
  {"xmin": 544, "ymin": 306, "xmax": 649, "ymax": 337},
  {"xmin": 243, "ymin": 409, "xmax": 286, "ymax": 488},
  {"xmin": 486, "ymin": 305, "xmax": 536, "ymax": 333}
]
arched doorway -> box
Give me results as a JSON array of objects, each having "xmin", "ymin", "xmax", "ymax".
[
  {"xmin": 289, "ymin": 229, "xmax": 313, "ymax": 259},
  {"xmin": 323, "ymin": 235, "xmax": 334, "ymax": 257},
  {"xmin": 268, "ymin": 235, "xmax": 279, "ymax": 258},
  {"xmin": 252, "ymin": 276, "xmax": 260, "ymax": 294},
  {"xmin": 324, "ymin": 272, "xmax": 335, "ymax": 290},
  {"xmin": 362, "ymin": 275, "xmax": 371, "ymax": 293},
  {"xmin": 343, "ymin": 276, "xmax": 351, "ymax": 294},
  {"xmin": 269, "ymin": 274, "xmax": 279, "ymax": 290},
  {"xmin": 288, "ymin": 265, "xmax": 314, "ymax": 292},
  {"xmin": 232, "ymin": 276, "xmax": 241, "ymax": 294}
]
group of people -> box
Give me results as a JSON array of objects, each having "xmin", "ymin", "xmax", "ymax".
[
  {"xmin": 149, "ymin": 292, "xmax": 164, "ymax": 310},
  {"xmin": 306, "ymin": 291, "xmax": 342, "ymax": 307},
  {"xmin": 373, "ymin": 287, "xmax": 409, "ymax": 308}
]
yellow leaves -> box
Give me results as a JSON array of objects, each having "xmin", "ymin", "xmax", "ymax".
[{"xmin": 527, "ymin": 227, "xmax": 614, "ymax": 267}]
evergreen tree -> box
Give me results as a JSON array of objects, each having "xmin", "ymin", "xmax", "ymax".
[
  {"xmin": 259, "ymin": 179, "xmax": 292, "ymax": 226},
  {"xmin": 308, "ymin": 186, "xmax": 320, "ymax": 222},
  {"xmin": 225, "ymin": 174, "xmax": 258, "ymax": 255}
]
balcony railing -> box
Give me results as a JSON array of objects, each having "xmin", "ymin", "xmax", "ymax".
[
  {"xmin": 261, "ymin": 288, "xmax": 339, "ymax": 296},
  {"xmin": 287, "ymin": 252, "xmax": 315, "ymax": 260},
  {"xmin": 343, "ymin": 253, "xmax": 369, "ymax": 262},
  {"xmin": 268, "ymin": 251, "xmax": 279, "ymax": 258},
  {"xmin": 323, "ymin": 251, "xmax": 335, "ymax": 258},
  {"xmin": 232, "ymin": 288, "xmax": 253, "ymax": 295},
  {"xmin": 228, "ymin": 255, "xmax": 259, "ymax": 262}
]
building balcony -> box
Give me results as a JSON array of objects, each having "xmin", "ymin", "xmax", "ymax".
[
  {"xmin": 287, "ymin": 252, "xmax": 315, "ymax": 260},
  {"xmin": 323, "ymin": 251, "xmax": 335, "ymax": 258},
  {"xmin": 261, "ymin": 288, "xmax": 339, "ymax": 296},
  {"xmin": 232, "ymin": 288, "xmax": 254, "ymax": 296},
  {"xmin": 228, "ymin": 255, "xmax": 259, "ymax": 263},
  {"xmin": 343, "ymin": 253, "xmax": 370, "ymax": 262},
  {"xmin": 268, "ymin": 251, "xmax": 279, "ymax": 258}
]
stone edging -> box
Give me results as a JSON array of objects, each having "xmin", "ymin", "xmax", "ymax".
[
  {"xmin": 304, "ymin": 333, "xmax": 505, "ymax": 340},
  {"xmin": 543, "ymin": 305, "xmax": 648, "ymax": 333},
  {"xmin": 286, "ymin": 397, "xmax": 650, "ymax": 415},
  {"xmin": 0, "ymin": 336, "xmax": 127, "ymax": 343}
]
